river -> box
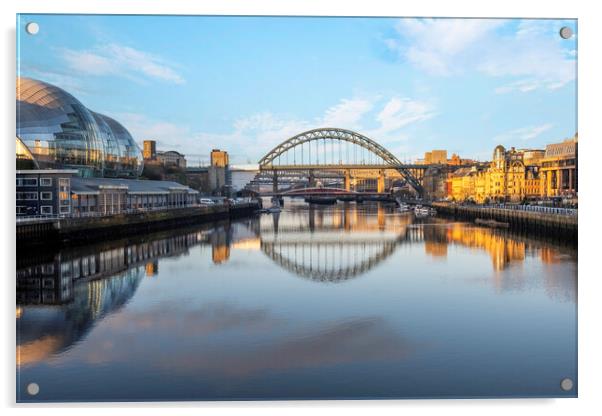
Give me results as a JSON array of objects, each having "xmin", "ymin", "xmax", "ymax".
[{"xmin": 16, "ymin": 199, "xmax": 577, "ymax": 401}]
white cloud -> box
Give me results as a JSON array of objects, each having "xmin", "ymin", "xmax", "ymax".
[
  {"xmin": 320, "ymin": 98, "xmax": 374, "ymax": 128},
  {"xmin": 387, "ymin": 18, "xmax": 576, "ymax": 92},
  {"xmin": 392, "ymin": 18, "xmax": 504, "ymax": 76},
  {"xmin": 493, "ymin": 123, "xmax": 554, "ymax": 143},
  {"xmin": 114, "ymin": 95, "xmax": 435, "ymax": 164},
  {"xmin": 494, "ymin": 80, "xmax": 541, "ymax": 94},
  {"xmin": 224, "ymin": 96, "xmax": 432, "ymax": 162},
  {"xmin": 62, "ymin": 50, "xmax": 114, "ymax": 76},
  {"xmin": 109, "ymin": 112, "xmax": 192, "ymax": 152},
  {"xmin": 61, "ymin": 43, "xmax": 185, "ymax": 84},
  {"xmin": 368, "ymin": 97, "xmax": 435, "ymax": 137}
]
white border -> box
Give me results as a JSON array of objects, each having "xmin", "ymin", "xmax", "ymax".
[{"xmin": 2, "ymin": 1, "xmax": 601, "ymax": 415}]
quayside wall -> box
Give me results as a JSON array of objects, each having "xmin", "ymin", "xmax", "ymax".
[
  {"xmin": 17, "ymin": 202, "xmax": 259, "ymax": 245},
  {"xmin": 431, "ymin": 203, "xmax": 577, "ymax": 241}
]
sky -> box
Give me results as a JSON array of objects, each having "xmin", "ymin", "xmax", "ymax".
[{"xmin": 17, "ymin": 15, "xmax": 577, "ymax": 166}]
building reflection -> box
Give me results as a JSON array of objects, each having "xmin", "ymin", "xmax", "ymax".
[
  {"xmin": 446, "ymin": 223, "xmax": 526, "ymax": 271},
  {"xmin": 420, "ymin": 221, "xmax": 576, "ymax": 301},
  {"xmin": 17, "ymin": 231, "xmax": 205, "ymax": 306},
  {"xmin": 16, "ymin": 223, "xmax": 245, "ymax": 367},
  {"xmin": 145, "ymin": 261, "xmax": 159, "ymax": 277},
  {"xmin": 17, "ymin": 268, "xmax": 143, "ymax": 367},
  {"xmin": 423, "ymin": 225, "xmax": 448, "ymax": 259},
  {"xmin": 420, "ymin": 222, "xmax": 576, "ymax": 272},
  {"xmin": 210, "ymin": 225, "xmax": 231, "ymax": 264}
]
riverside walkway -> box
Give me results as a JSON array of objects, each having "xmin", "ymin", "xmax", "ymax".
[
  {"xmin": 17, "ymin": 201, "xmax": 260, "ymax": 244},
  {"xmin": 431, "ymin": 202, "xmax": 577, "ymax": 240}
]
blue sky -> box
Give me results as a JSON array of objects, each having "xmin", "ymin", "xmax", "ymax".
[{"xmin": 17, "ymin": 15, "xmax": 577, "ymax": 165}]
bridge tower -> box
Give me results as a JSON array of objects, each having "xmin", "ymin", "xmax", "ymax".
[
  {"xmin": 344, "ymin": 170, "xmax": 351, "ymax": 191},
  {"xmin": 377, "ymin": 170, "xmax": 386, "ymax": 193},
  {"xmin": 273, "ymin": 171, "xmax": 278, "ymax": 193}
]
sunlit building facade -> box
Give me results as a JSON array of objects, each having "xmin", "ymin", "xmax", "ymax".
[
  {"xmin": 442, "ymin": 139, "xmax": 577, "ymax": 204},
  {"xmin": 16, "ymin": 77, "xmax": 143, "ymax": 178},
  {"xmin": 453, "ymin": 145, "xmax": 544, "ymax": 203},
  {"xmin": 450, "ymin": 167, "xmax": 478, "ymax": 202},
  {"xmin": 143, "ymin": 140, "xmax": 157, "ymax": 160},
  {"xmin": 210, "ymin": 149, "xmax": 229, "ymax": 167},
  {"xmin": 540, "ymin": 134, "xmax": 578, "ymax": 198},
  {"xmin": 423, "ymin": 149, "xmax": 448, "ymax": 165}
]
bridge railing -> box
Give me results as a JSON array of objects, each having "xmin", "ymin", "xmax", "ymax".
[
  {"xmin": 481, "ymin": 204, "xmax": 577, "ymax": 216},
  {"xmin": 15, "ymin": 203, "xmax": 210, "ymax": 223},
  {"xmin": 15, "ymin": 214, "xmax": 64, "ymax": 223}
]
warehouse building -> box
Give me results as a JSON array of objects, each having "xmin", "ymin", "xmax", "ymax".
[{"xmin": 17, "ymin": 170, "xmax": 199, "ymax": 217}]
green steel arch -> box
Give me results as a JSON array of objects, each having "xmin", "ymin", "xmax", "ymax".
[
  {"xmin": 258, "ymin": 127, "xmax": 423, "ymax": 193},
  {"xmin": 261, "ymin": 240, "xmax": 399, "ymax": 283}
]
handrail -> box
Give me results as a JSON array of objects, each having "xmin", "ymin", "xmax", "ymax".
[
  {"xmin": 477, "ymin": 204, "xmax": 577, "ymax": 216},
  {"xmin": 16, "ymin": 200, "xmax": 258, "ymax": 223}
]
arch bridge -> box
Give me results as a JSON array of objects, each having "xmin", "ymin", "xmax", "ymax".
[{"xmin": 257, "ymin": 128, "xmax": 426, "ymax": 195}]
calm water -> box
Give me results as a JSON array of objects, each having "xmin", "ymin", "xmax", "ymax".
[{"xmin": 16, "ymin": 200, "xmax": 577, "ymax": 402}]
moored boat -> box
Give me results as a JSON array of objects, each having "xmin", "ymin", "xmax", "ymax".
[
  {"xmin": 414, "ymin": 205, "xmax": 433, "ymax": 217},
  {"xmin": 398, "ymin": 203, "xmax": 411, "ymax": 213},
  {"xmin": 305, "ymin": 196, "xmax": 337, "ymax": 205},
  {"xmin": 475, "ymin": 218, "xmax": 509, "ymax": 228}
]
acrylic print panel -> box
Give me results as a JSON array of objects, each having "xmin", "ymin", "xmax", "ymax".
[{"xmin": 15, "ymin": 14, "xmax": 577, "ymax": 402}]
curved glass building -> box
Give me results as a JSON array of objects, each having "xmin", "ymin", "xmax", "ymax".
[{"xmin": 16, "ymin": 77, "xmax": 143, "ymax": 177}]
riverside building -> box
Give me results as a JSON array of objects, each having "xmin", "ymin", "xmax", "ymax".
[
  {"xmin": 16, "ymin": 171, "xmax": 199, "ymax": 217},
  {"xmin": 16, "ymin": 170, "xmax": 76, "ymax": 216},
  {"xmin": 16, "ymin": 77, "xmax": 143, "ymax": 178},
  {"xmin": 540, "ymin": 135, "xmax": 578, "ymax": 198},
  {"xmin": 444, "ymin": 136, "xmax": 577, "ymax": 204}
]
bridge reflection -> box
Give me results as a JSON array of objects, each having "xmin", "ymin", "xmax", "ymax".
[
  {"xmin": 17, "ymin": 208, "xmax": 576, "ymax": 367},
  {"xmin": 259, "ymin": 204, "xmax": 415, "ymax": 282},
  {"xmin": 255, "ymin": 203, "xmax": 575, "ymax": 298}
]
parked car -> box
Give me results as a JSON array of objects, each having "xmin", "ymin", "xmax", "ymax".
[{"xmin": 199, "ymin": 198, "xmax": 215, "ymax": 205}]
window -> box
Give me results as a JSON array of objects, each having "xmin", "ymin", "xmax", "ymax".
[
  {"xmin": 40, "ymin": 192, "xmax": 53, "ymax": 200},
  {"xmin": 40, "ymin": 206, "xmax": 53, "ymax": 214},
  {"xmin": 58, "ymin": 179, "xmax": 70, "ymax": 201},
  {"xmin": 41, "ymin": 264, "xmax": 55, "ymax": 274},
  {"xmin": 59, "ymin": 206, "xmax": 71, "ymax": 215},
  {"xmin": 20, "ymin": 178, "xmax": 38, "ymax": 187},
  {"xmin": 16, "ymin": 192, "xmax": 38, "ymax": 200},
  {"xmin": 40, "ymin": 177, "xmax": 52, "ymax": 186},
  {"xmin": 16, "ymin": 206, "xmax": 27, "ymax": 214}
]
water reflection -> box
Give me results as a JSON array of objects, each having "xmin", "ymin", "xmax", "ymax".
[
  {"xmin": 260, "ymin": 204, "xmax": 415, "ymax": 282},
  {"xmin": 17, "ymin": 204, "xmax": 577, "ymax": 364},
  {"xmin": 255, "ymin": 203, "xmax": 576, "ymax": 296},
  {"xmin": 17, "ymin": 223, "xmax": 239, "ymax": 368},
  {"xmin": 16, "ymin": 201, "xmax": 577, "ymax": 400},
  {"xmin": 17, "ymin": 270, "xmax": 142, "ymax": 367}
]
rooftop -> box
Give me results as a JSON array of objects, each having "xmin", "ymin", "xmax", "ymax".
[
  {"xmin": 157, "ymin": 150, "xmax": 185, "ymax": 157},
  {"xmin": 71, "ymin": 177, "xmax": 198, "ymax": 195},
  {"xmin": 17, "ymin": 169, "xmax": 79, "ymax": 175},
  {"xmin": 452, "ymin": 167, "xmax": 475, "ymax": 177}
]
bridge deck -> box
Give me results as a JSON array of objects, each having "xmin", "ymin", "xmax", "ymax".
[{"xmin": 260, "ymin": 164, "xmax": 427, "ymax": 171}]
